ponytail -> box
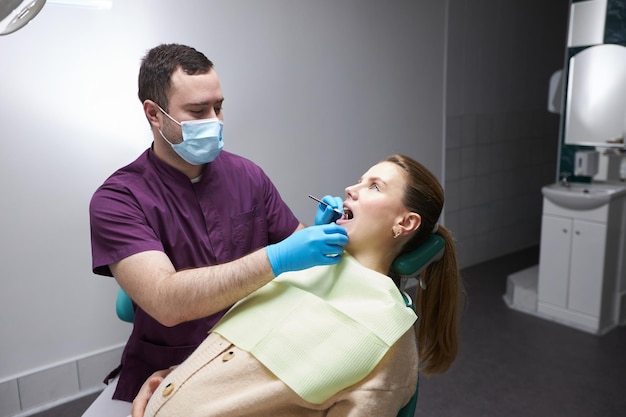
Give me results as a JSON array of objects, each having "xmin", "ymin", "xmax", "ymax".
[{"xmin": 413, "ymin": 225, "xmax": 464, "ymax": 376}]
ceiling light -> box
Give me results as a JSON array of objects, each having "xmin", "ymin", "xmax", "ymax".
[
  {"xmin": 46, "ymin": 0, "xmax": 112, "ymax": 10},
  {"xmin": 0, "ymin": 0, "xmax": 47, "ymax": 35}
]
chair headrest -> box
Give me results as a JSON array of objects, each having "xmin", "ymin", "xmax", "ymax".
[{"xmin": 391, "ymin": 233, "xmax": 445, "ymax": 278}]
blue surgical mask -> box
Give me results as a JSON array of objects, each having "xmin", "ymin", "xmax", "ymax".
[{"xmin": 157, "ymin": 106, "xmax": 224, "ymax": 165}]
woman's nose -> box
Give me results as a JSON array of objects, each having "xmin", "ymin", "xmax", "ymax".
[{"xmin": 345, "ymin": 185, "xmax": 357, "ymax": 200}]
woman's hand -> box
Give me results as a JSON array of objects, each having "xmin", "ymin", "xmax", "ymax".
[{"xmin": 131, "ymin": 368, "xmax": 174, "ymax": 417}]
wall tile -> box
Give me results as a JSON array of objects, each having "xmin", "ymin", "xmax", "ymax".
[
  {"xmin": 77, "ymin": 347, "xmax": 123, "ymax": 391},
  {"xmin": 455, "ymin": 236, "xmax": 476, "ymax": 267},
  {"xmin": 474, "ymin": 232, "xmax": 498, "ymax": 265},
  {"xmin": 446, "ymin": 116, "xmax": 463, "ymax": 149},
  {"xmin": 459, "ymin": 177, "xmax": 477, "ymax": 208},
  {"xmin": 461, "ymin": 114, "xmax": 478, "ymax": 146},
  {"xmin": 0, "ymin": 379, "xmax": 20, "ymax": 417},
  {"xmin": 461, "ymin": 146, "xmax": 478, "ymax": 177},
  {"xmin": 446, "ymin": 73, "xmax": 465, "ymax": 116},
  {"xmin": 444, "ymin": 180, "xmax": 462, "ymax": 212},
  {"xmin": 473, "ymin": 202, "xmax": 493, "ymax": 235},
  {"xmin": 475, "ymin": 145, "xmax": 493, "ymax": 176},
  {"xmin": 491, "ymin": 115, "xmax": 508, "ymax": 142},
  {"xmin": 477, "ymin": 114, "xmax": 494, "ymax": 144},
  {"xmin": 18, "ymin": 362, "xmax": 79, "ymax": 411},
  {"xmin": 458, "ymin": 207, "xmax": 478, "ymax": 240},
  {"xmin": 446, "ymin": 147, "xmax": 462, "ymax": 181}
]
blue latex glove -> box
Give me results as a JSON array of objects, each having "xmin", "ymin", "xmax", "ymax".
[
  {"xmin": 266, "ymin": 224, "xmax": 348, "ymax": 277},
  {"xmin": 314, "ymin": 195, "xmax": 344, "ymax": 225}
]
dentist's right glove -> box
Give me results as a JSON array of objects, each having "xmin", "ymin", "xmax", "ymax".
[
  {"xmin": 266, "ymin": 223, "xmax": 348, "ymax": 277},
  {"xmin": 314, "ymin": 195, "xmax": 344, "ymax": 225}
]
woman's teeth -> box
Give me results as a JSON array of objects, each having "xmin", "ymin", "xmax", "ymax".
[{"xmin": 342, "ymin": 209, "xmax": 353, "ymax": 220}]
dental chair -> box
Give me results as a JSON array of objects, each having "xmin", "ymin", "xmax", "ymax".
[{"xmin": 114, "ymin": 233, "xmax": 445, "ymax": 417}]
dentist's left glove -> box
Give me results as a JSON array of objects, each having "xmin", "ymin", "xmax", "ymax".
[{"xmin": 266, "ymin": 223, "xmax": 348, "ymax": 277}]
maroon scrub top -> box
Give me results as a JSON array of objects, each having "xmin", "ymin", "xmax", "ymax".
[{"xmin": 89, "ymin": 148, "xmax": 299, "ymax": 401}]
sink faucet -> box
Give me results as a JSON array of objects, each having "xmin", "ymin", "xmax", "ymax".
[{"xmin": 560, "ymin": 172, "xmax": 571, "ymax": 188}]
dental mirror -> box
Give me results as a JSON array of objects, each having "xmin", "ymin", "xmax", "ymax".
[{"xmin": 0, "ymin": 0, "xmax": 46, "ymax": 36}]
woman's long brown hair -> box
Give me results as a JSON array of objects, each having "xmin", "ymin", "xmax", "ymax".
[{"xmin": 385, "ymin": 154, "xmax": 464, "ymax": 376}]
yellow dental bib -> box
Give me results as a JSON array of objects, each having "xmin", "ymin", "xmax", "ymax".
[{"xmin": 213, "ymin": 254, "xmax": 417, "ymax": 404}]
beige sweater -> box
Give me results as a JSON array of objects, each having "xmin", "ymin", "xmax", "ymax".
[{"xmin": 144, "ymin": 331, "xmax": 418, "ymax": 417}]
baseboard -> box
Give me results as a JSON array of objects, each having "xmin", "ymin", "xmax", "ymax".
[
  {"xmin": 0, "ymin": 345, "xmax": 123, "ymax": 417},
  {"xmin": 10, "ymin": 387, "xmax": 103, "ymax": 417}
]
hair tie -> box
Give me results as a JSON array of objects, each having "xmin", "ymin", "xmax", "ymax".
[{"xmin": 419, "ymin": 277, "xmax": 427, "ymax": 290}]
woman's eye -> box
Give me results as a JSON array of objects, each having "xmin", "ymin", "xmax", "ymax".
[
  {"xmin": 369, "ymin": 184, "xmax": 380, "ymax": 191},
  {"xmin": 215, "ymin": 107, "xmax": 222, "ymax": 115}
]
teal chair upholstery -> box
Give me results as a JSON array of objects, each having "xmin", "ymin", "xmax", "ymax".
[
  {"xmin": 391, "ymin": 233, "xmax": 445, "ymax": 280},
  {"xmin": 114, "ymin": 233, "xmax": 445, "ymax": 417},
  {"xmin": 115, "ymin": 287, "xmax": 135, "ymax": 323}
]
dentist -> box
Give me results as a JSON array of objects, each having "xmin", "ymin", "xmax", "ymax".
[{"xmin": 84, "ymin": 43, "xmax": 347, "ymax": 417}]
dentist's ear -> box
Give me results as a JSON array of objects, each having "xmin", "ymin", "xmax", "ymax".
[{"xmin": 143, "ymin": 100, "xmax": 161, "ymax": 125}]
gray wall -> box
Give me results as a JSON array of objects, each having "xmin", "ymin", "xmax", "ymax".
[
  {"xmin": 0, "ymin": 1, "xmax": 446, "ymax": 414},
  {"xmin": 444, "ymin": 0, "xmax": 570, "ymax": 267}
]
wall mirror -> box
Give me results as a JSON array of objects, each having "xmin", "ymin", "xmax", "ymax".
[
  {"xmin": 565, "ymin": 43, "xmax": 626, "ymax": 148},
  {"xmin": 0, "ymin": 0, "xmax": 46, "ymax": 35}
]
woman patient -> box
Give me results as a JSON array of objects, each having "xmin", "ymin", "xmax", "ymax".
[{"xmin": 131, "ymin": 154, "xmax": 463, "ymax": 417}]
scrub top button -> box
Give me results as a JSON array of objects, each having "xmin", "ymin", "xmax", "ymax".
[
  {"xmin": 222, "ymin": 351, "xmax": 235, "ymax": 362},
  {"xmin": 162, "ymin": 382, "xmax": 175, "ymax": 397}
]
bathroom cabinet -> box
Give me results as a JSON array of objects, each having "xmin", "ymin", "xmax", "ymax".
[{"xmin": 537, "ymin": 192, "xmax": 626, "ymax": 334}]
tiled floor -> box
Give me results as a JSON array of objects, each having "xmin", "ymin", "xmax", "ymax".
[{"xmin": 33, "ymin": 247, "xmax": 626, "ymax": 417}]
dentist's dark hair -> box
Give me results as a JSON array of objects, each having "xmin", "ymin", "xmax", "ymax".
[
  {"xmin": 384, "ymin": 154, "xmax": 464, "ymax": 376},
  {"xmin": 138, "ymin": 43, "xmax": 214, "ymax": 112}
]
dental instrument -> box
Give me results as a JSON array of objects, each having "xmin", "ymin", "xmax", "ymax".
[{"xmin": 308, "ymin": 194, "xmax": 343, "ymax": 215}]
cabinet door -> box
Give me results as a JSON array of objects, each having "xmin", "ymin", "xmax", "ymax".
[
  {"xmin": 568, "ymin": 219, "xmax": 607, "ymax": 316},
  {"xmin": 538, "ymin": 215, "xmax": 572, "ymax": 307}
]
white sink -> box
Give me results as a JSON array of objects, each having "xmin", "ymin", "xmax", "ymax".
[{"xmin": 542, "ymin": 182, "xmax": 626, "ymax": 210}]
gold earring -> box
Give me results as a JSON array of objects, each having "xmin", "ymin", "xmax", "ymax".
[{"xmin": 393, "ymin": 229, "xmax": 401, "ymax": 239}]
